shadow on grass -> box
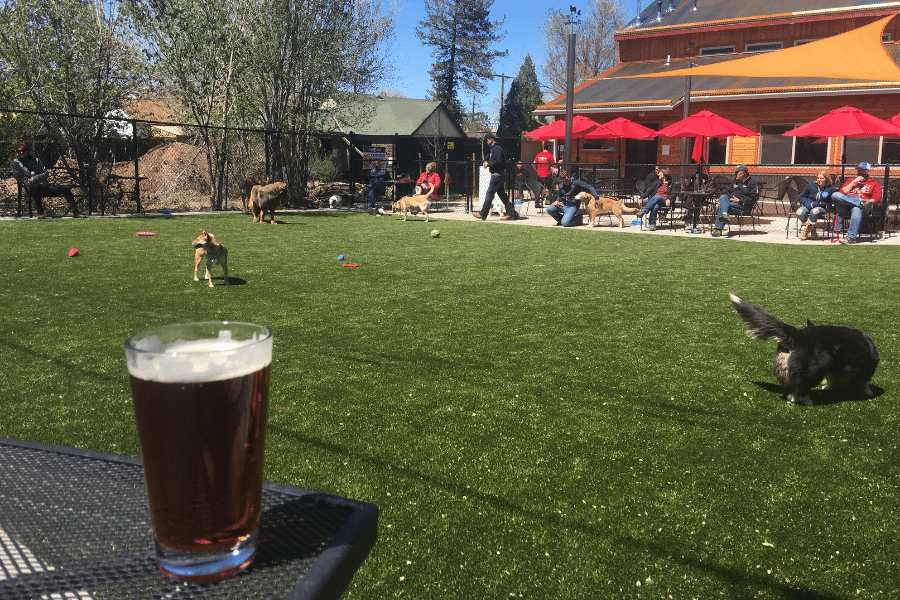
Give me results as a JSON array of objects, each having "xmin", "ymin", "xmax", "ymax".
[
  {"xmin": 270, "ymin": 425, "xmax": 847, "ymax": 599},
  {"xmin": 752, "ymin": 381, "xmax": 885, "ymax": 406}
]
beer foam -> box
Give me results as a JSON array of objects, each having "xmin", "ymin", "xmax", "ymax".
[{"xmin": 127, "ymin": 329, "xmax": 272, "ymax": 383}]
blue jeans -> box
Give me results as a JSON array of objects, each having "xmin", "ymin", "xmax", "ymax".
[
  {"xmin": 831, "ymin": 192, "xmax": 869, "ymax": 239},
  {"xmin": 367, "ymin": 184, "xmax": 385, "ymax": 209},
  {"xmin": 547, "ymin": 203, "xmax": 581, "ymax": 226},
  {"xmin": 796, "ymin": 201, "xmax": 828, "ymax": 223},
  {"xmin": 479, "ymin": 174, "xmax": 514, "ymax": 218},
  {"xmin": 714, "ymin": 194, "xmax": 751, "ymax": 229},
  {"xmin": 643, "ymin": 194, "xmax": 670, "ymax": 225}
]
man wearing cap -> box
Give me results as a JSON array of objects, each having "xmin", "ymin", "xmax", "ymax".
[
  {"xmin": 830, "ymin": 162, "xmax": 882, "ymax": 244},
  {"xmin": 10, "ymin": 143, "xmax": 84, "ymax": 218},
  {"xmin": 364, "ymin": 159, "xmax": 388, "ymax": 211},
  {"xmin": 473, "ymin": 133, "xmax": 517, "ymax": 221},
  {"xmin": 711, "ymin": 165, "xmax": 759, "ymax": 237}
]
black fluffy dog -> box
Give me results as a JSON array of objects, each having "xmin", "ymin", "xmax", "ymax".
[{"xmin": 730, "ymin": 294, "xmax": 879, "ymax": 406}]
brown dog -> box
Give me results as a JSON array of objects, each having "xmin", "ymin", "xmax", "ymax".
[
  {"xmin": 249, "ymin": 181, "xmax": 287, "ymax": 224},
  {"xmin": 578, "ymin": 192, "xmax": 640, "ymax": 228},
  {"xmin": 392, "ymin": 194, "xmax": 432, "ymax": 222},
  {"xmin": 239, "ymin": 174, "xmax": 268, "ymax": 213},
  {"xmin": 192, "ymin": 230, "xmax": 229, "ymax": 287}
]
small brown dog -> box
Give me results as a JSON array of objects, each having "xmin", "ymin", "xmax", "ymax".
[
  {"xmin": 578, "ymin": 192, "xmax": 640, "ymax": 228},
  {"xmin": 249, "ymin": 181, "xmax": 287, "ymax": 224},
  {"xmin": 239, "ymin": 174, "xmax": 268, "ymax": 213},
  {"xmin": 392, "ymin": 194, "xmax": 432, "ymax": 222},
  {"xmin": 192, "ymin": 230, "xmax": 229, "ymax": 287}
]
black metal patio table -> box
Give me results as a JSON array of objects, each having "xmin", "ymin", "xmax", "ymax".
[
  {"xmin": 0, "ymin": 437, "xmax": 378, "ymax": 600},
  {"xmin": 677, "ymin": 189, "xmax": 718, "ymax": 232}
]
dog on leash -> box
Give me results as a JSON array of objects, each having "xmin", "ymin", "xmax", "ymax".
[
  {"xmin": 576, "ymin": 192, "xmax": 640, "ymax": 228},
  {"xmin": 239, "ymin": 174, "xmax": 268, "ymax": 213},
  {"xmin": 392, "ymin": 194, "xmax": 431, "ymax": 222},
  {"xmin": 730, "ymin": 294, "xmax": 879, "ymax": 406},
  {"xmin": 249, "ymin": 181, "xmax": 287, "ymax": 224},
  {"xmin": 192, "ymin": 230, "xmax": 229, "ymax": 287}
]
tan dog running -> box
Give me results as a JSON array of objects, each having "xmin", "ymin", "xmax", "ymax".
[
  {"xmin": 392, "ymin": 194, "xmax": 432, "ymax": 222},
  {"xmin": 239, "ymin": 174, "xmax": 268, "ymax": 213},
  {"xmin": 249, "ymin": 181, "xmax": 287, "ymax": 224},
  {"xmin": 192, "ymin": 230, "xmax": 229, "ymax": 287},
  {"xmin": 578, "ymin": 191, "xmax": 640, "ymax": 228}
]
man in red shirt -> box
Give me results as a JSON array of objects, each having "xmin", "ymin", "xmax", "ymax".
[
  {"xmin": 831, "ymin": 162, "xmax": 883, "ymax": 244},
  {"xmin": 533, "ymin": 142, "xmax": 555, "ymax": 205},
  {"xmin": 415, "ymin": 162, "xmax": 441, "ymax": 200}
]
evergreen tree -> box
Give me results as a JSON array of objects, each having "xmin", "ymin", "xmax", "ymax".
[
  {"xmin": 497, "ymin": 55, "xmax": 543, "ymax": 138},
  {"xmin": 418, "ymin": 0, "xmax": 507, "ymax": 122}
]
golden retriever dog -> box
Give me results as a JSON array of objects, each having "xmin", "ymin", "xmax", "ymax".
[
  {"xmin": 192, "ymin": 230, "xmax": 229, "ymax": 287},
  {"xmin": 249, "ymin": 181, "xmax": 287, "ymax": 224},
  {"xmin": 239, "ymin": 174, "xmax": 268, "ymax": 213},
  {"xmin": 578, "ymin": 191, "xmax": 640, "ymax": 228},
  {"xmin": 391, "ymin": 194, "xmax": 432, "ymax": 222}
]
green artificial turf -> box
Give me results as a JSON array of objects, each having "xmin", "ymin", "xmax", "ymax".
[{"xmin": 0, "ymin": 212, "xmax": 897, "ymax": 598}]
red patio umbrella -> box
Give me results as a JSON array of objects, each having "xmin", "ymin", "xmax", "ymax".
[
  {"xmin": 525, "ymin": 115, "xmax": 601, "ymax": 141},
  {"xmin": 782, "ymin": 106, "xmax": 900, "ymax": 138},
  {"xmin": 655, "ymin": 110, "xmax": 759, "ymax": 138},
  {"xmin": 584, "ymin": 118, "xmax": 657, "ymax": 166}
]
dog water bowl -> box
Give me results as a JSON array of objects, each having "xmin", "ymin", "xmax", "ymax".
[
  {"xmin": 630, "ymin": 220, "xmax": 642, "ymax": 226},
  {"xmin": 160, "ymin": 209, "xmax": 172, "ymax": 216}
]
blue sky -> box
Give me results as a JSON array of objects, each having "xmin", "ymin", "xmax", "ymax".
[{"xmin": 384, "ymin": 0, "xmax": 639, "ymax": 119}]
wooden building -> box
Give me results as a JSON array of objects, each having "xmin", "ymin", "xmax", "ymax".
[{"xmin": 533, "ymin": 0, "xmax": 900, "ymax": 168}]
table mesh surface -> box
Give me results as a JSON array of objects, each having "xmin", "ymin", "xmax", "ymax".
[{"xmin": 0, "ymin": 443, "xmax": 357, "ymax": 599}]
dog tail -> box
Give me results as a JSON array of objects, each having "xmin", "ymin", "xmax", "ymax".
[
  {"xmin": 729, "ymin": 294, "xmax": 797, "ymax": 345},
  {"xmin": 620, "ymin": 204, "xmax": 639, "ymax": 214}
]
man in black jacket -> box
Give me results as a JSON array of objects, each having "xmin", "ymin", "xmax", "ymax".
[
  {"xmin": 10, "ymin": 143, "xmax": 84, "ymax": 218},
  {"xmin": 711, "ymin": 165, "xmax": 759, "ymax": 237},
  {"xmin": 473, "ymin": 133, "xmax": 517, "ymax": 221}
]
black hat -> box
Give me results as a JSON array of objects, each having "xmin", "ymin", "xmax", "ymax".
[
  {"xmin": 483, "ymin": 133, "xmax": 497, "ymax": 142},
  {"xmin": 734, "ymin": 165, "xmax": 749, "ymax": 173}
]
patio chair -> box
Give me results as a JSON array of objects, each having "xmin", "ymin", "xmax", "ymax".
[
  {"xmin": 829, "ymin": 199, "xmax": 886, "ymax": 242},
  {"xmin": 759, "ymin": 176, "xmax": 793, "ymax": 216},
  {"xmin": 724, "ymin": 195, "xmax": 762, "ymax": 235}
]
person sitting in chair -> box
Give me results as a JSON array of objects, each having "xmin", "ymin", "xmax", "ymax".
[
  {"xmin": 10, "ymin": 142, "xmax": 85, "ymax": 218},
  {"xmin": 635, "ymin": 168, "xmax": 672, "ymax": 231},
  {"xmin": 415, "ymin": 162, "xmax": 441, "ymax": 200},
  {"xmin": 711, "ymin": 165, "xmax": 759, "ymax": 237},
  {"xmin": 796, "ymin": 170, "xmax": 836, "ymax": 240},
  {"xmin": 831, "ymin": 162, "xmax": 882, "ymax": 244},
  {"xmin": 364, "ymin": 159, "xmax": 387, "ymax": 211}
]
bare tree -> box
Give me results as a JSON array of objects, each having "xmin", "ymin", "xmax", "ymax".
[{"xmin": 540, "ymin": 0, "xmax": 626, "ymax": 99}]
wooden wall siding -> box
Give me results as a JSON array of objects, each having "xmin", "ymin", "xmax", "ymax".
[{"xmin": 619, "ymin": 17, "xmax": 900, "ymax": 62}]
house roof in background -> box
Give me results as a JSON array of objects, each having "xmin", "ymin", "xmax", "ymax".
[
  {"xmin": 618, "ymin": 0, "xmax": 900, "ymax": 36},
  {"xmin": 328, "ymin": 96, "xmax": 466, "ymax": 138}
]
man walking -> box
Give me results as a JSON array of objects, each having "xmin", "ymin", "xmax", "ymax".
[{"xmin": 473, "ymin": 133, "xmax": 517, "ymax": 221}]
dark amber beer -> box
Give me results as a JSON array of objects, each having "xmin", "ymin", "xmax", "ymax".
[{"xmin": 126, "ymin": 322, "xmax": 273, "ymax": 582}]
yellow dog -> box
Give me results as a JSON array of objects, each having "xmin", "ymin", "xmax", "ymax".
[{"xmin": 391, "ymin": 194, "xmax": 432, "ymax": 222}]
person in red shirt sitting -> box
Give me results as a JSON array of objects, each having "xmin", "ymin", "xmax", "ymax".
[
  {"xmin": 831, "ymin": 162, "xmax": 882, "ymax": 244},
  {"xmin": 415, "ymin": 162, "xmax": 441, "ymax": 200}
]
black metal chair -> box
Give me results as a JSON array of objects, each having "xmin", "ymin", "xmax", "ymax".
[{"xmin": 724, "ymin": 195, "xmax": 762, "ymax": 235}]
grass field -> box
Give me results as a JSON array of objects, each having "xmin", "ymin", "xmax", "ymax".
[{"xmin": 0, "ymin": 211, "xmax": 897, "ymax": 599}]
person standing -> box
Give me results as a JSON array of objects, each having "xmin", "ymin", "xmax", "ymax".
[
  {"xmin": 534, "ymin": 142, "xmax": 555, "ymax": 207},
  {"xmin": 831, "ymin": 162, "xmax": 883, "ymax": 244},
  {"xmin": 10, "ymin": 142, "xmax": 84, "ymax": 218},
  {"xmin": 711, "ymin": 165, "xmax": 760, "ymax": 237},
  {"xmin": 547, "ymin": 169, "xmax": 598, "ymax": 227},
  {"xmin": 473, "ymin": 133, "xmax": 516, "ymax": 221}
]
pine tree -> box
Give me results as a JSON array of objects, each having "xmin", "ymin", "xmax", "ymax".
[
  {"xmin": 418, "ymin": 0, "xmax": 507, "ymax": 122},
  {"xmin": 497, "ymin": 55, "xmax": 543, "ymax": 137}
]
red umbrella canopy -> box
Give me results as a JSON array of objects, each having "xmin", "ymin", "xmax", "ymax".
[
  {"xmin": 587, "ymin": 118, "xmax": 657, "ymax": 140},
  {"xmin": 655, "ymin": 110, "xmax": 759, "ymax": 138},
  {"xmin": 782, "ymin": 106, "xmax": 900, "ymax": 138},
  {"xmin": 525, "ymin": 115, "xmax": 601, "ymax": 140}
]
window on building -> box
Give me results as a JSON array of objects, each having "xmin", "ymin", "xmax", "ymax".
[
  {"xmin": 688, "ymin": 137, "xmax": 727, "ymax": 165},
  {"xmin": 745, "ymin": 42, "xmax": 783, "ymax": 53},
  {"xmin": 845, "ymin": 137, "xmax": 881, "ymax": 165},
  {"xmin": 794, "ymin": 39, "xmax": 819, "ymax": 46},
  {"xmin": 699, "ymin": 46, "xmax": 735, "ymax": 56},
  {"xmin": 759, "ymin": 124, "xmax": 827, "ymax": 165},
  {"xmin": 882, "ymin": 139, "xmax": 900, "ymax": 164},
  {"xmin": 883, "ymin": 33, "xmax": 891, "ymax": 42}
]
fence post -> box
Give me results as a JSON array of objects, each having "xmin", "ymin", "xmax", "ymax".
[
  {"xmin": 132, "ymin": 120, "xmax": 142, "ymax": 213},
  {"xmin": 882, "ymin": 165, "xmax": 890, "ymax": 236}
]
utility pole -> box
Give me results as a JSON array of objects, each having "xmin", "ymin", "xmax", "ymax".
[
  {"xmin": 493, "ymin": 73, "xmax": 512, "ymax": 128},
  {"xmin": 564, "ymin": 5, "xmax": 581, "ymax": 169}
]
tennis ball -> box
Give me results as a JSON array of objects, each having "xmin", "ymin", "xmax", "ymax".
[{"xmin": 431, "ymin": 230, "xmax": 440, "ymax": 238}]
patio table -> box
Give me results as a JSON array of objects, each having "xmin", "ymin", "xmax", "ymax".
[
  {"xmin": 677, "ymin": 189, "xmax": 718, "ymax": 232},
  {"xmin": 0, "ymin": 437, "xmax": 378, "ymax": 600}
]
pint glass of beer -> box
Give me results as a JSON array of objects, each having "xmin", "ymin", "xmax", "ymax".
[{"xmin": 125, "ymin": 322, "xmax": 273, "ymax": 582}]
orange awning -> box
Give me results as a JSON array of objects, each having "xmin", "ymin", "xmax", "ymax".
[{"xmin": 621, "ymin": 12, "xmax": 900, "ymax": 83}]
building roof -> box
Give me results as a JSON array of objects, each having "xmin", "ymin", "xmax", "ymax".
[
  {"xmin": 537, "ymin": 12, "xmax": 900, "ymax": 115},
  {"xmin": 327, "ymin": 96, "xmax": 466, "ymax": 138},
  {"xmin": 619, "ymin": 0, "xmax": 900, "ymax": 36}
]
